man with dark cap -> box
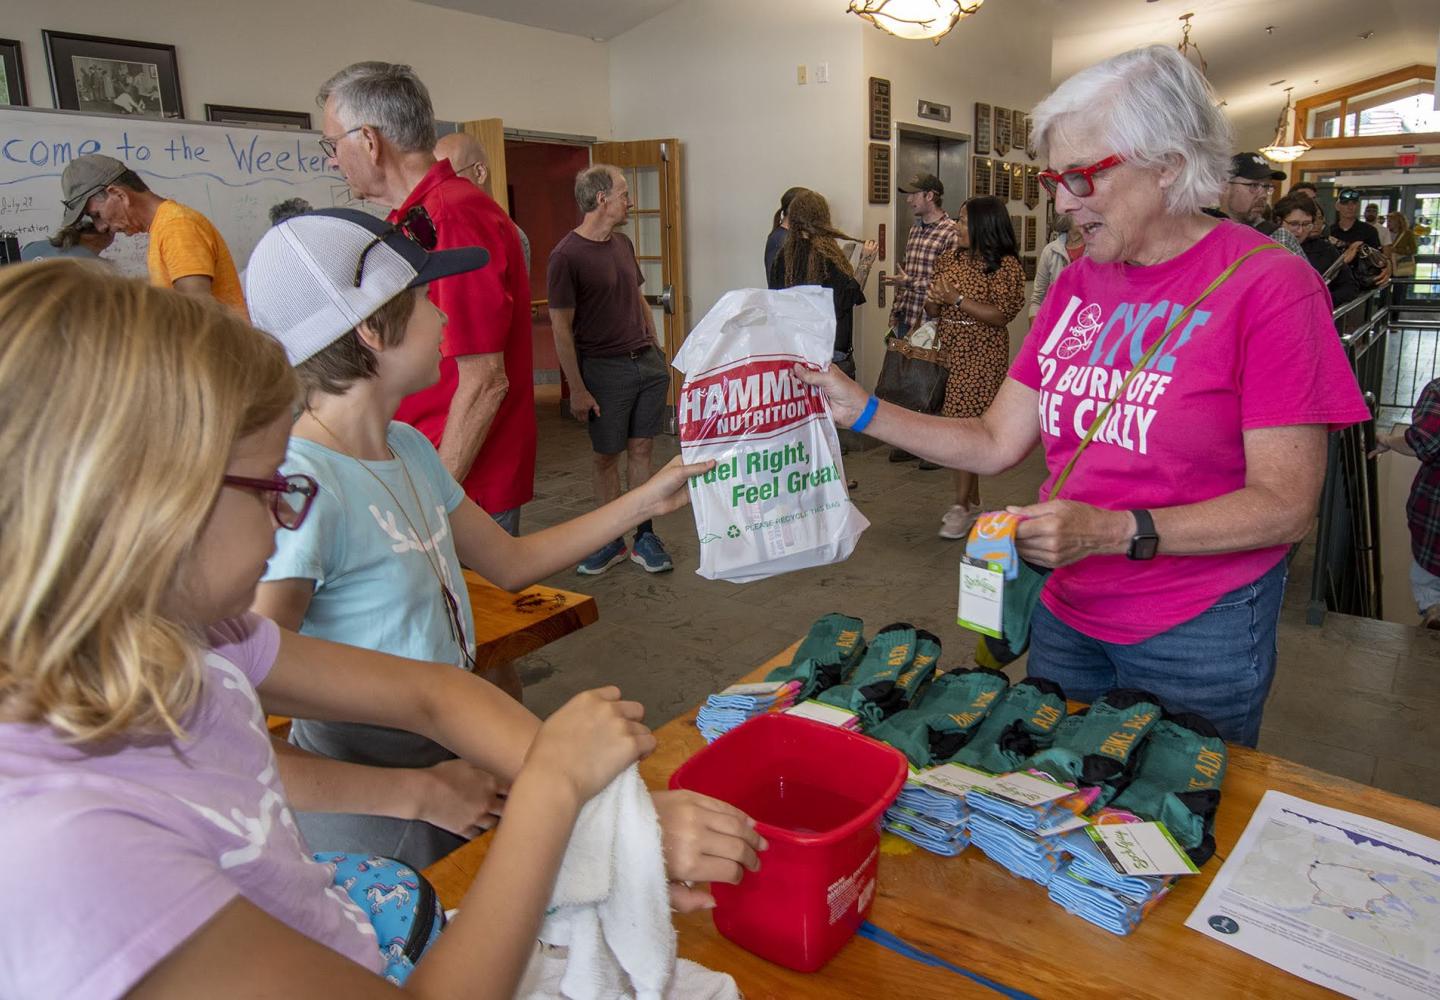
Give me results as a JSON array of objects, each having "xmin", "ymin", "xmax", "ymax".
[
  {"xmin": 1219, "ymin": 152, "xmax": 1285, "ymax": 227},
  {"xmin": 882, "ymin": 173, "xmax": 955, "ymax": 467},
  {"xmin": 1330, "ymin": 187, "xmax": 1383, "ymax": 253},
  {"xmin": 59, "ymin": 153, "xmax": 246, "ymax": 315}
]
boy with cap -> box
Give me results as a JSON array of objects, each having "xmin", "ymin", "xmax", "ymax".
[
  {"xmin": 243, "ymin": 209, "xmax": 733, "ymax": 868},
  {"xmin": 59, "ymin": 153, "xmax": 246, "ymax": 315},
  {"xmin": 1219, "ymin": 152, "xmax": 1285, "ymax": 228}
]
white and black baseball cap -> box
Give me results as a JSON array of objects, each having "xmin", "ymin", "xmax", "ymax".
[{"xmin": 245, "ymin": 207, "xmax": 489, "ymax": 365}]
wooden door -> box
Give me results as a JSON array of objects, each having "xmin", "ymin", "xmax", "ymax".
[
  {"xmin": 458, "ymin": 118, "xmax": 508, "ymax": 213},
  {"xmin": 591, "ymin": 139, "xmax": 686, "ymax": 401}
]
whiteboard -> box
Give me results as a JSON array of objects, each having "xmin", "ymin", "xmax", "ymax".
[{"xmin": 0, "ymin": 106, "xmax": 381, "ymax": 277}]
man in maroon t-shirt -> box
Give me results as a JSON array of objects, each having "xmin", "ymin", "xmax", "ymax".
[
  {"xmin": 318, "ymin": 62, "xmax": 535, "ymax": 536},
  {"xmin": 548, "ymin": 164, "xmax": 672, "ymax": 576}
]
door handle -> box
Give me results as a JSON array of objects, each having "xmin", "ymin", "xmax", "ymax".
[
  {"xmin": 877, "ymin": 271, "xmax": 886, "ymax": 309},
  {"xmin": 644, "ymin": 284, "xmax": 675, "ymax": 315}
]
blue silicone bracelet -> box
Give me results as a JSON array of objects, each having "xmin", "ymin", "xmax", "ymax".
[{"xmin": 851, "ymin": 394, "xmax": 880, "ymax": 433}]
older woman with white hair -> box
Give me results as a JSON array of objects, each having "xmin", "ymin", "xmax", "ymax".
[{"xmin": 799, "ymin": 45, "xmax": 1369, "ymax": 746}]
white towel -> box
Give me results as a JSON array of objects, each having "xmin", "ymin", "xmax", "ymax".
[{"xmin": 532, "ymin": 765, "xmax": 679, "ymax": 1000}]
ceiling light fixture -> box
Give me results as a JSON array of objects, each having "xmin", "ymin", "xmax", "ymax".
[
  {"xmin": 1177, "ymin": 12, "xmax": 1208, "ymax": 77},
  {"xmin": 846, "ymin": 0, "xmax": 984, "ymax": 44},
  {"xmin": 1259, "ymin": 87, "xmax": 1312, "ymax": 163}
]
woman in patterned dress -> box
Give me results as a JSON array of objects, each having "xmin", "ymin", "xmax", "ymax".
[{"xmin": 924, "ymin": 195, "xmax": 1025, "ymax": 539}]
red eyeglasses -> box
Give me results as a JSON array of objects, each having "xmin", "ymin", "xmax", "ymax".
[
  {"xmin": 222, "ymin": 473, "xmax": 320, "ymax": 531},
  {"xmin": 1038, "ymin": 154, "xmax": 1126, "ymax": 199}
]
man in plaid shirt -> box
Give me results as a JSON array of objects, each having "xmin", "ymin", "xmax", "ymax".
[
  {"xmin": 1374, "ymin": 376, "xmax": 1440, "ymax": 627},
  {"xmin": 888, "ymin": 174, "xmax": 957, "ymax": 336},
  {"xmin": 883, "ymin": 174, "xmax": 956, "ymax": 466}
]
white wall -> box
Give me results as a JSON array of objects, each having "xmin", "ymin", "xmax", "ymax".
[
  {"xmin": 608, "ymin": 0, "xmax": 866, "ymax": 336},
  {"xmin": 7, "ymin": 0, "xmax": 612, "ymax": 137},
  {"xmin": 856, "ymin": 3, "xmax": 1056, "ymax": 387}
]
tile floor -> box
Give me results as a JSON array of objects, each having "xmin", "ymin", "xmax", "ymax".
[{"xmin": 513, "ymin": 388, "xmax": 1440, "ymax": 808}]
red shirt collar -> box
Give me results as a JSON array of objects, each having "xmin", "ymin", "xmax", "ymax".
[{"xmin": 390, "ymin": 159, "xmax": 457, "ymax": 220}]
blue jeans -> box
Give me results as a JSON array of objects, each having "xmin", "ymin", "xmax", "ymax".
[{"xmin": 1026, "ymin": 559, "xmax": 1287, "ymax": 748}]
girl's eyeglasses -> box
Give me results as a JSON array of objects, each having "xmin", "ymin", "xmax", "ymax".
[
  {"xmin": 221, "ymin": 473, "xmax": 320, "ymax": 531},
  {"xmin": 1038, "ymin": 154, "xmax": 1127, "ymax": 199},
  {"xmin": 353, "ymin": 205, "xmax": 438, "ymax": 288}
]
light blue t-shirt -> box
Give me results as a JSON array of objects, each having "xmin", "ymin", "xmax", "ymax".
[{"xmin": 264, "ymin": 421, "xmax": 475, "ymax": 670}]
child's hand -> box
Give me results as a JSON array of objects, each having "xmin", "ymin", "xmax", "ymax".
[
  {"xmin": 641, "ymin": 456, "xmax": 714, "ymax": 517},
  {"xmin": 651, "ymin": 789, "xmax": 766, "ymax": 912},
  {"xmin": 416, "ymin": 760, "xmax": 509, "ymax": 839},
  {"xmin": 525, "ymin": 687, "xmax": 655, "ymax": 803}
]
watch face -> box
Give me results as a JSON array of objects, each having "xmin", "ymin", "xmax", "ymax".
[{"xmin": 1130, "ymin": 536, "xmax": 1159, "ymax": 560}]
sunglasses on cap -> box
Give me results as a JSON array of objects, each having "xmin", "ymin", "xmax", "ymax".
[
  {"xmin": 1337, "ymin": 189, "xmax": 1361, "ymax": 203},
  {"xmin": 352, "ymin": 205, "xmax": 439, "ymax": 288}
]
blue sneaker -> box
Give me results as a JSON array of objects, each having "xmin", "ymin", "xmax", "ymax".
[
  {"xmin": 629, "ymin": 531, "xmax": 674, "ymax": 573},
  {"xmin": 577, "ymin": 538, "xmax": 628, "ymax": 575}
]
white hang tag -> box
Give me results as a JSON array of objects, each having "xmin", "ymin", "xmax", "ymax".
[{"xmin": 957, "ymin": 555, "xmax": 1004, "ymax": 638}]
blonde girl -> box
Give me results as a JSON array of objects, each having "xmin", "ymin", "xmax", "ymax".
[{"xmin": 0, "ymin": 261, "xmax": 655, "ymax": 999}]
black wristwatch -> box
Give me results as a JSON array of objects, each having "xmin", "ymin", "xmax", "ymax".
[{"xmin": 1127, "ymin": 509, "xmax": 1158, "ymax": 561}]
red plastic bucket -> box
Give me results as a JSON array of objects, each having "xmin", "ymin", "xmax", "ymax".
[{"xmin": 669, "ymin": 712, "xmax": 908, "ymax": 972}]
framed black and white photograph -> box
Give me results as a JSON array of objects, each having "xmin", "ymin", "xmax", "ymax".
[
  {"xmin": 43, "ymin": 31, "xmax": 182, "ymax": 119},
  {"xmin": 974, "ymin": 102, "xmax": 992, "ymax": 159},
  {"xmin": 205, "ymin": 104, "xmax": 312, "ymax": 131},
  {"xmin": 993, "ymin": 159, "xmax": 1011, "ymax": 202},
  {"xmin": 0, "ymin": 39, "xmax": 28, "ymax": 107},
  {"xmin": 972, "ymin": 156, "xmax": 992, "ymax": 198}
]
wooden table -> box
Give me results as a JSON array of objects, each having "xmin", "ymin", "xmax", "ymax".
[
  {"xmin": 268, "ymin": 573, "xmax": 597, "ymax": 733},
  {"xmin": 424, "ymin": 642, "xmax": 1440, "ymax": 999},
  {"xmin": 460, "ymin": 570, "xmax": 598, "ymax": 674}
]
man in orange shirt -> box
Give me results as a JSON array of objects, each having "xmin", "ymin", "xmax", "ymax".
[{"xmin": 60, "ymin": 154, "xmax": 247, "ymax": 316}]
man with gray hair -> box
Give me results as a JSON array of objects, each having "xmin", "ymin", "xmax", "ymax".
[
  {"xmin": 547, "ymin": 164, "xmax": 672, "ymax": 575},
  {"xmin": 434, "ymin": 130, "xmax": 531, "ymax": 271},
  {"xmin": 317, "ymin": 61, "xmax": 535, "ymax": 537}
]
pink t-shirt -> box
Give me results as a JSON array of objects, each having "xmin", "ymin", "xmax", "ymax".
[
  {"xmin": 1009, "ymin": 221, "xmax": 1368, "ymax": 643},
  {"xmin": 0, "ymin": 614, "xmax": 382, "ymax": 999}
]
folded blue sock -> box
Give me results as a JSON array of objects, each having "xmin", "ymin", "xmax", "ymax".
[
  {"xmin": 894, "ymin": 783, "xmax": 971, "ymax": 828},
  {"xmin": 968, "ymin": 812, "xmax": 1064, "ymax": 886},
  {"xmin": 1047, "ymin": 863, "xmax": 1152, "ymax": 936}
]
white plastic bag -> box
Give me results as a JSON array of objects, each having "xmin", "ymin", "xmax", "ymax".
[{"xmin": 672, "ymin": 287, "xmax": 870, "ymax": 584}]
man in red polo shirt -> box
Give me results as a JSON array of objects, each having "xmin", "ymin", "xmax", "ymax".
[{"xmin": 317, "ymin": 61, "xmax": 534, "ymax": 535}]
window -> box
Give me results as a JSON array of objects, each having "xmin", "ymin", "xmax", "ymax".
[{"xmin": 1296, "ymin": 66, "xmax": 1439, "ymax": 146}]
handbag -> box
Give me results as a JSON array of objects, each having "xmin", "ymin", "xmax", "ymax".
[
  {"xmin": 875, "ymin": 321, "xmax": 949, "ymax": 414},
  {"xmin": 976, "ymin": 243, "xmax": 1282, "ymax": 667}
]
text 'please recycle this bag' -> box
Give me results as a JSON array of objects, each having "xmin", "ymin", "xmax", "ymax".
[{"xmin": 672, "ymin": 286, "xmax": 869, "ymax": 584}]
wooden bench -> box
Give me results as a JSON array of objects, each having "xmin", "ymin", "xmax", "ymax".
[{"xmin": 267, "ymin": 571, "xmax": 597, "ymax": 734}]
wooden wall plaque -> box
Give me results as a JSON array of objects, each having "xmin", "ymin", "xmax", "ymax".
[
  {"xmin": 868, "ymin": 143, "xmax": 891, "ymax": 204},
  {"xmin": 869, "ymin": 77, "xmax": 892, "ymax": 141}
]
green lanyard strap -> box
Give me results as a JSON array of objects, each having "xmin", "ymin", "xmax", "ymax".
[{"xmin": 1046, "ymin": 243, "xmax": 1282, "ymax": 501}]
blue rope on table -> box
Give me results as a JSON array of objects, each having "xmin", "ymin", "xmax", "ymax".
[{"xmin": 857, "ymin": 921, "xmax": 1038, "ymax": 1000}]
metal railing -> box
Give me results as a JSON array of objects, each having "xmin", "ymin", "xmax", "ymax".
[{"xmin": 1307, "ymin": 289, "xmax": 1390, "ymax": 625}]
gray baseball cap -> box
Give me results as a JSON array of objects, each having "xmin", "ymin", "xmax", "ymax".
[{"xmin": 60, "ymin": 154, "xmax": 128, "ymax": 227}]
